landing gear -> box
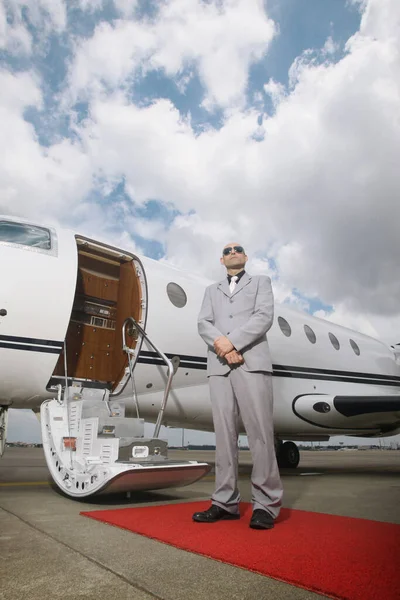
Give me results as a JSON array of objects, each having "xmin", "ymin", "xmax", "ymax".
[
  {"xmin": 0, "ymin": 407, "xmax": 8, "ymax": 457},
  {"xmin": 276, "ymin": 440, "xmax": 300, "ymax": 468}
]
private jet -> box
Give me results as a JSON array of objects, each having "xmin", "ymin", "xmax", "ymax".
[{"xmin": 1, "ymin": 215, "xmax": 399, "ymax": 498}]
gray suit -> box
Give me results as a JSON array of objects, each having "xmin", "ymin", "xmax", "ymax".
[{"xmin": 198, "ymin": 272, "xmax": 283, "ymax": 517}]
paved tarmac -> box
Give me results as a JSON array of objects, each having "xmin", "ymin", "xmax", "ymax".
[{"xmin": 0, "ymin": 447, "xmax": 399, "ymax": 600}]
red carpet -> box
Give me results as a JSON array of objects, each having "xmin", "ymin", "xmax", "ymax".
[{"xmin": 81, "ymin": 502, "xmax": 400, "ymax": 600}]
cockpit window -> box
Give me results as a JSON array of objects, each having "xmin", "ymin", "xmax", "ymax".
[{"xmin": 0, "ymin": 221, "xmax": 51, "ymax": 250}]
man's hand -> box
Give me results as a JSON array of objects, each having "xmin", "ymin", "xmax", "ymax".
[
  {"xmin": 214, "ymin": 336, "xmax": 234, "ymax": 357},
  {"xmin": 225, "ymin": 350, "xmax": 244, "ymax": 365}
]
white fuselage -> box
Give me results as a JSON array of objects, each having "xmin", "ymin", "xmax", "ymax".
[{"xmin": 1, "ymin": 216, "xmax": 400, "ymax": 441}]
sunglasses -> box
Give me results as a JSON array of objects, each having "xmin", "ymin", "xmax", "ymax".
[{"xmin": 222, "ymin": 246, "xmax": 245, "ymax": 256}]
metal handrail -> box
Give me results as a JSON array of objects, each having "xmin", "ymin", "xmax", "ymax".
[{"xmin": 122, "ymin": 317, "xmax": 175, "ymax": 438}]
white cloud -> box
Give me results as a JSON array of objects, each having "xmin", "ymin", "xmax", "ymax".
[
  {"xmin": 248, "ymin": 256, "xmax": 311, "ymax": 309},
  {"xmin": 0, "ymin": 0, "xmax": 66, "ymax": 58},
  {"xmin": 63, "ymin": 0, "xmax": 400, "ymax": 331},
  {"xmin": 0, "ymin": 69, "xmax": 92, "ymax": 221},
  {"xmin": 264, "ymin": 78, "xmax": 286, "ymax": 109},
  {"xmin": 113, "ymin": 0, "xmax": 138, "ymax": 18},
  {"xmin": 74, "ymin": 0, "xmax": 138, "ymax": 15},
  {"xmin": 314, "ymin": 305, "xmax": 379, "ymax": 339},
  {"xmin": 1, "ymin": 0, "xmax": 400, "ymax": 346},
  {"xmin": 68, "ymin": 199, "xmax": 144, "ymax": 254},
  {"xmin": 67, "ymin": 20, "xmax": 154, "ymax": 102},
  {"xmin": 0, "ymin": 2, "xmax": 32, "ymax": 54},
  {"xmin": 75, "ymin": 0, "xmax": 105, "ymax": 13},
  {"xmin": 1, "ymin": 0, "xmax": 67, "ymax": 52},
  {"xmin": 315, "ymin": 305, "xmax": 400, "ymax": 346},
  {"xmin": 0, "ymin": 68, "xmax": 41, "ymax": 110},
  {"xmin": 322, "ymin": 35, "xmax": 339, "ymax": 55},
  {"xmin": 152, "ymin": 0, "xmax": 276, "ymax": 111},
  {"xmin": 357, "ymin": 0, "xmax": 400, "ymax": 39},
  {"xmin": 28, "ymin": 0, "xmax": 66, "ymax": 32},
  {"xmin": 161, "ymin": 213, "xmax": 238, "ymax": 278},
  {"xmin": 0, "ymin": 1, "xmax": 32, "ymax": 54},
  {"xmin": 67, "ymin": 0, "xmax": 276, "ymax": 110}
]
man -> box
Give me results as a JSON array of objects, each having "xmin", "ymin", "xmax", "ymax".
[{"xmin": 192, "ymin": 243, "xmax": 283, "ymax": 530}]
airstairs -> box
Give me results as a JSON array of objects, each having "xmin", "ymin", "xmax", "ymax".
[{"xmin": 41, "ymin": 317, "xmax": 210, "ymax": 498}]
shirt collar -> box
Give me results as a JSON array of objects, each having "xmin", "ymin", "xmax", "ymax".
[{"xmin": 227, "ymin": 270, "xmax": 245, "ymax": 284}]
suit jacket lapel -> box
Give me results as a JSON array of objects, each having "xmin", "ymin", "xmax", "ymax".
[
  {"xmin": 218, "ymin": 278, "xmax": 231, "ymax": 298},
  {"xmin": 231, "ymin": 272, "xmax": 251, "ymax": 297}
]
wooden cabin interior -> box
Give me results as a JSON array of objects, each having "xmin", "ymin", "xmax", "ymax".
[{"xmin": 52, "ymin": 241, "xmax": 143, "ymax": 391}]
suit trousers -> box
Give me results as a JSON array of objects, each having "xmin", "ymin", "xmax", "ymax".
[{"xmin": 209, "ymin": 368, "xmax": 283, "ymax": 517}]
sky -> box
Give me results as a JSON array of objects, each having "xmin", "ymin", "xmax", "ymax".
[{"xmin": 2, "ymin": 0, "xmax": 400, "ymax": 446}]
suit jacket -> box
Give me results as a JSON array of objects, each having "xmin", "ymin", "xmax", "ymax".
[{"xmin": 198, "ymin": 272, "xmax": 274, "ymax": 376}]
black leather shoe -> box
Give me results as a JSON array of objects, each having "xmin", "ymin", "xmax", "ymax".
[
  {"xmin": 192, "ymin": 505, "xmax": 240, "ymax": 523},
  {"xmin": 249, "ymin": 509, "xmax": 274, "ymax": 530}
]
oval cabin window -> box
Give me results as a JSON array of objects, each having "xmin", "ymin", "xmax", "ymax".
[
  {"xmin": 167, "ymin": 282, "xmax": 187, "ymax": 308},
  {"xmin": 349, "ymin": 339, "xmax": 360, "ymax": 356},
  {"xmin": 304, "ymin": 324, "xmax": 316, "ymax": 344},
  {"xmin": 329, "ymin": 332, "xmax": 340, "ymax": 350},
  {"xmin": 278, "ymin": 316, "xmax": 292, "ymax": 337}
]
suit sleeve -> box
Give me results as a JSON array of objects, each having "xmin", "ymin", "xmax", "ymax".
[
  {"xmin": 227, "ymin": 276, "xmax": 274, "ymax": 352},
  {"xmin": 198, "ymin": 286, "xmax": 224, "ymax": 348}
]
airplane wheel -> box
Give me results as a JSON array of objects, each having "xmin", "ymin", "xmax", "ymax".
[{"xmin": 277, "ymin": 441, "xmax": 300, "ymax": 468}]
